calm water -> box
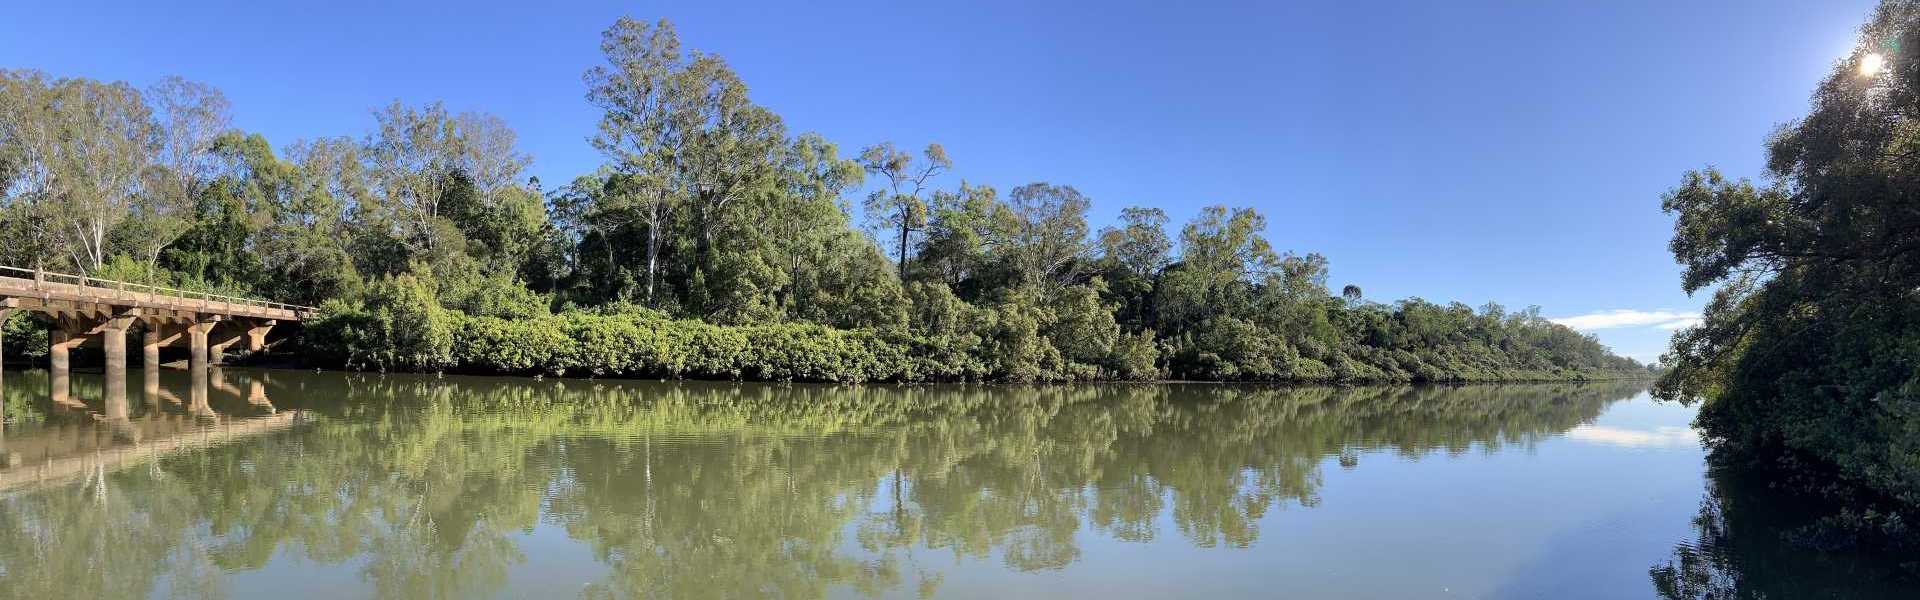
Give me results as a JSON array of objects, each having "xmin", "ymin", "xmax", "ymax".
[{"xmin": 0, "ymin": 368, "xmax": 1912, "ymax": 599}]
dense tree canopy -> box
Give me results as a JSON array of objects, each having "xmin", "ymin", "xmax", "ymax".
[
  {"xmin": 0, "ymin": 18, "xmax": 1643, "ymax": 384},
  {"xmin": 1654, "ymin": 0, "xmax": 1920, "ymax": 544}
]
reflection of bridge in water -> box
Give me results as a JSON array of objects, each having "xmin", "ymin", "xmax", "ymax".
[
  {"xmin": 0, "ymin": 367, "xmax": 305, "ymax": 492},
  {"xmin": 0, "ymin": 265, "xmax": 314, "ymax": 412}
]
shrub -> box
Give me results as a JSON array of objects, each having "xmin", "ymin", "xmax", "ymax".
[{"xmin": 306, "ymin": 273, "xmax": 454, "ymax": 372}]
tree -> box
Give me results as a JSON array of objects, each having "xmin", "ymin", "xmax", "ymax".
[
  {"xmin": 915, "ymin": 182, "xmax": 1007, "ymax": 294},
  {"xmin": 1654, "ymin": 1, "xmax": 1920, "ymax": 525},
  {"xmin": 586, "ymin": 17, "xmax": 791, "ymax": 321},
  {"xmin": 1155, "ymin": 206, "xmax": 1280, "ymax": 331},
  {"xmin": 860, "ymin": 142, "xmax": 949, "ymax": 280},
  {"xmin": 267, "ymin": 136, "xmax": 366, "ymax": 302},
  {"xmin": 0, "ymin": 70, "xmax": 157, "ymax": 272},
  {"xmin": 357, "ymin": 101, "xmax": 466, "ymax": 271},
  {"xmin": 130, "ymin": 76, "xmax": 231, "ymax": 269},
  {"xmin": 584, "ymin": 17, "xmax": 683, "ymax": 304},
  {"xmin": 1094, "ymin": 206, "xmax": 1171, "ymax": 332},
  {"xmin": 769, "ymin": 133, "xmax": 905, "ymax": 328},
  {"xmin": 998, "ymin": 182, "xmax": 1091, "ymax": 289},
  {"xmin": 1097, "ymin": 207, "xmax": 1171, "ymax": 279}
]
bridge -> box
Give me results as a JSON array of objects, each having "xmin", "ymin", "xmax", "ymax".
[{"xmin": 0, "ymin": 265, "xmax": 317, "ymax": 403}]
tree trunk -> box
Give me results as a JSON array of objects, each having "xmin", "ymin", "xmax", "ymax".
[
  {"xmin": 644, "ymin": 197, "xmax": 660, "ymax": 304},
  {"xmin": 896, "ymin": 207, "xmax": 910, "ymax": 281}
]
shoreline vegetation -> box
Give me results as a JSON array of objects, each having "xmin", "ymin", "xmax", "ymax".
[
  {"xmin": 1653, "ymin": 1, "xmax": 1920, "ymax": 552},
  {"xmin": 0, "ymin": 18, "xmax": 1650, "ymax": 386},
  {"xmin": 304, "ymin": 281, "xmax": 1650, "ymax": 384}
]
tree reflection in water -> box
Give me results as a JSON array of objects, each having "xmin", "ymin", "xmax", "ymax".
[
  {"xmin": 1649, "ymin": 467, "xmax": 1917, "ymax": 600},
  {"xmin": 0, "ymin": 372, "xmax": 1644, "ymax": 599}
]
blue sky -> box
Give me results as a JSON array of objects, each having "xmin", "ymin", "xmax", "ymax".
[{"xmin": 0, "ymin": 1, "xmax": 1880, "ymax": 361}]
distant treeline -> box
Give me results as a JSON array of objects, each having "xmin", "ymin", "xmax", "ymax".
[{"xmin": 0, "ymin": 18, "xmax": 1645, "ymax": 383}]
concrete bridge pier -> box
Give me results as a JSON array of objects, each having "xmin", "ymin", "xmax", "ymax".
[
  {"xmin": 142, "ymin": 320, "xmax": 179, "ymax": 370},
  {"xmin": 48, "ymin": 323, "xmax": 86, "ymax": 408},
  {"xmin": 0, "ymin": 266, "xmax": 310, "ymax": 417},
  {"xmin": 101, "ymin": 314, "xmax": 134, "ymax": 409},
  {"xmin": 189, "ymin": 360, "xmax": 213, "ymax": 419},
  {"xmin": 246, "ymin": 319, "xmax": 276, "ymax": 352},
  {"xmin": 0, "ymin": 308, "xmax": 11, "ymax": 388},
  {"xmin": 188, "ymin": 320, "xmax": 217, "ymax": 373},
  {"xmin": 208, "ymin": 318, "xmax": 273, "ymax": 365},
  {"xmin": 144, "ymin": 365, "xmax": 160, "ymax": 407}
]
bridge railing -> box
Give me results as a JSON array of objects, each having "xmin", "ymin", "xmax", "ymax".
[{"xmin": 0, "ymin": 265, "xmax": 318, "ymax": 314}]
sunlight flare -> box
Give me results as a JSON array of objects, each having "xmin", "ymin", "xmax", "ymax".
[{"xmin": 1861, "ymin": 52, "xmax": 1887, "ymax": 76}]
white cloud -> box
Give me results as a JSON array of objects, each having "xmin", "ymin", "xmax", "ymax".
[
  {"xmin": 1550, "ymin": 309, "xmax": 1699, "ymax": 331},
  {"xmin": 1657, "ymin": 317, "xmax": 1702, "ymax": 330},
  {"xmin": 1565, "ymin": 425, "xmax": 1700, "ymax": 449}
]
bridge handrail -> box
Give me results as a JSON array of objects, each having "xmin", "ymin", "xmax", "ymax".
[{"xmin": 0, "ymin": 265, "xmax": 318, "ymax": 313}]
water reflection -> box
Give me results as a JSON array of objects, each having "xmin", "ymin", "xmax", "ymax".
[
  {"xmin": 1565, "ymin": 424, "xmax": 1700, "ymax": 449},
  {"xmin": 0, "ymin": 373, "xmax": 1904, "ymax": 598},
  {"xmin": 1649, "ymin": 468, "xmax": 1918, "ymax": 599}
]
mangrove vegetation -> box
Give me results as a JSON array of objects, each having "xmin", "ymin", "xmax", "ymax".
[{"xmin": 1655, "ymin": 0, "xmax": 1920, "ymax": 553}]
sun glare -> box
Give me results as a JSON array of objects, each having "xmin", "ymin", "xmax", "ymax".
[{"xmin": 1862, "ymin": 52, "xmax": 1887, "ymax": 76}]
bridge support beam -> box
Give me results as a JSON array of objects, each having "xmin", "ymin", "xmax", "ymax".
[
  {"xmin": 143, "ymin": 323, "xmax": 162, "ymax": 369},
  {"xmin": 101, "ymin": 314, "xmax": 134, "ymax": 416},
  {"xmin": 188, "ymin": 321, "xmax": 216, "ymax": 374},
  {"xmin": 0, "ymin": 308, "xmax": 11, "ymax": 393},
  {"xmin": 207, "ymin": 318, "xmax": 273, "ymax": 365},
  {"xmin": 246, "ymin": 319, "xmax": 276, "ymax": 352},
  {"xmin": 48, "ymin": 323, "xmax": 86, "ymax": 407},
  {"xmin": 145, "ymin": 320, "xmax": 185, "ymax": 369},
  {"xmin": 0, "ymin": 309, "xmax": 6, "ymax": 452},
  {"xmin": 144, "ymin": 361, "xmax": 160, "ymax": 407},
  {"xmin": 190, "ymin": 358, "xmax": 212, "ymax": 418},
  {"xmin": 141, "ymin": 320, "xmax": 179, "ymax": 407},
  {"xmin": 211, "ymin": 335, "xmax": 236, "ymax": 365}
]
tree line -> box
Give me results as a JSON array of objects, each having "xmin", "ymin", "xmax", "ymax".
[{"xmin": 0, "ymin": 17, "xmax": 1645, "ymax": 383}]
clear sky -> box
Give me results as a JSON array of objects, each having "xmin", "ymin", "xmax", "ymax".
[{"xmin": 0, "ymin": 0, "xmax": 1881, "ymax": 361}]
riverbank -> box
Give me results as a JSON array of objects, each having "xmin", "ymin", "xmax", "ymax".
[{"xmin": 297, "ymin": 305, "xmax": 1653, "ymax": 385}]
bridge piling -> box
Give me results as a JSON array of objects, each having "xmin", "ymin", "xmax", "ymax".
[
  {"xmin": 188, "ymin": 321, "xmax": 215, "ymax": 374},
  {"xmin": 246, "ymin": 319, "xmax": 276, "ymax": 352},
  {"xmin": 189, "ymin": 361, "xmax": 212, "ymax": 419},
  {"xmin": 0, "ymin": 308, "xmax": 11, "ymax": 392},
  {"xmin": 48, "ymin": 326, "xmax": 84, "ymax": 407},
  {"xmin": 142, "ymin": 323, "xmax": 161, "ymax": 370},
  {"xmin": 102, "ymin": 315, "xmax": 133, "ymax": 409},
  {"xmin": 0, "ymin": 265, "xmax": 312, "ymax": 402},
  {"xmin": 144, "ymin": 365, "xmax": 160, "ymax": 407}
]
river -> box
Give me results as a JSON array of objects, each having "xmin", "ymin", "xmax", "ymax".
[{"xmin": 0, "ymin": 368, "xmax": 1911, "ymax": 598}]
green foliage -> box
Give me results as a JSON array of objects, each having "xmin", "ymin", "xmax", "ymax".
[
  {"xmin": 436, "ymin": 266, "xmax": 551, "ymax": 320},
  {"xmin": 433, "ymin": 310, "xmax": 915, "ymax": 383},
  {"xmin": 902, "ymin": 281, "xmax": 992, "ymax": 380},
  {"xmin": 307, "ymin": 273, "xmax": 455, "ymax": 372},
  {"xmin": 1, "ymin": 310, "xmax": 47, "ymax": 364},
  {"xmin": 1652, "ymin": 0, "xmax": 1920, "ymax": 540},
  {"xmin": 2, "ymin": 19, "xmax": 1642, "ymax": 390},
  {"xmin": 91, "ymin": 254, "xmax": 174, "ymax": 286}
]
